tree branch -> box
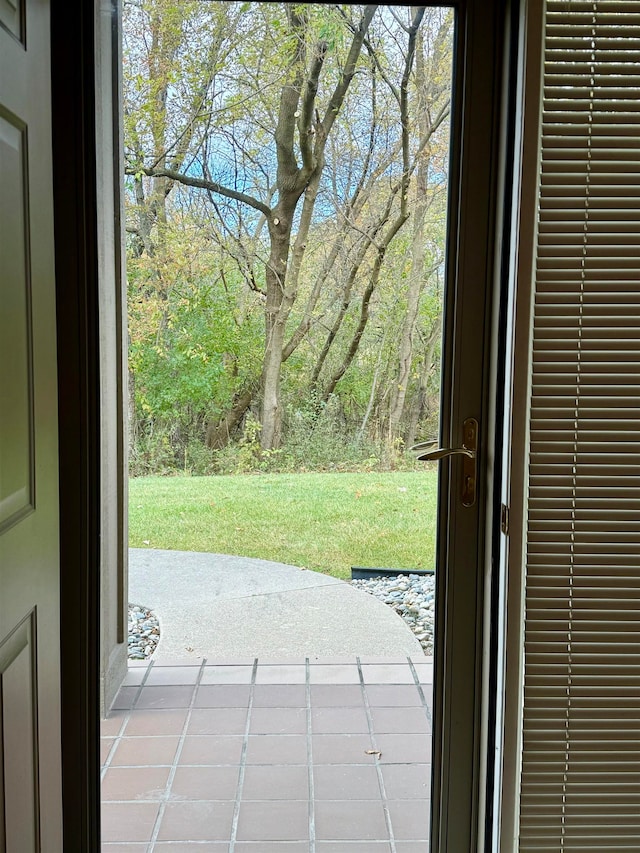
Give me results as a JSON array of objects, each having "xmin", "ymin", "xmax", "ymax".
[
  {"xmin": 126, "ymin": 165, "xmax": 272, "ymax": 218},
  {"xmin": 298, "ymin": 41, "xmax": 327, "ymax": 172},
  {"xmin": 320, "ymin": 5, "xmax": 378, "ymax": 143},
  {"xmin": 275, "ymin": 6, "xmax": 307, "ymax": 189}
]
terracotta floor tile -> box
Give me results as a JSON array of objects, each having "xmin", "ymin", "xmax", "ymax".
[
  {"xmin": 233, "ymin": 844, "xmax": 310, "ymax": 852},
  {"xmin": 241, "ymin": 764, "xmax": 308, "ymax": 800},
  {"xmin": 370, "ymin": 707, "xmax": 430, "ymax": 734},
  {"xmin": 236, "ymin": 800, "xmax": 309, "ymax": 841},
  {"xmin": 124, "ymin": 709, "xmax": 188, "ymax": 737},
  {"xmin": 309, "ymin": 685, "xmax": 364, "ymax": 707},
  {"xmin": 145, "ymin": 666, "xmax": 200, "ymax": 686},
  {"xmin": 245, "ymin": 734, "xmax": 308, "ymax": 765},
  {"xmin": 194, "ymin": 685, "xmax": 251, "ymax": 708},
  {"xmin": 381, "ymin": 764, "xmax": 431, "ymax": 799},
  {"xmin": 156, "ymin": 801, "xmax": 235, "ymax": 842},
  {"xmin": 150, "ymin": 657, "xmax": 205, "ymax": 667},
  {"xmin": 252, "ymin": 685, "xmax": 307, "ymax": 707},
  {"xmin": 308, "ymin": 664, "xmax": 361, "ymax": 684},
  {"xmin": 200, "ymin": 665, "xmax": 253, "ymax": 685},
  {"xmin": 111, "ymin": 736, "xmax": 180, "ymax": 767},
  {"xmin": 311, "ymin": 734, "xmax": 374, "ymax": 765},
  {"xmin": 152, "ymin": 845, "xmax": 229, "ymax": 852},
  {"xmin": 122, "ymin": 668, "xmax": 148, "ymax": 686},
  {"xmin": 101, "ymin": 738, "xmax": 116, "ymax": 765},
  {"xmin": 186, "ymin": 708, "xmax": 248, "ymax": 736},
  {"xmin": 111, "ymin": 687, "xmax": 139, "ymax": 710},
  {"xmin": 254, "ymin": 664, "xmax": 307, "ymax": 684},
  {"xmin": 365, "ymin": 685, "xmax": 423, "ymax": 707},
  {"xmin": 100, "ymin": 664, "xmax": 435, "ymax": 848},
  {"xmin": 375, "ymin": 734, "xmax": 431, "ymax": 765},
  {"xmin": 179, "ymin": 736, "xmax": 244, "ymax": 766},
  {"xmin": 101, "ymin": 766, "xmax": 170, "ymax": 801},
  {"xmin": 313, "ymin": 763, "xmax": 381, "ymax": 799},
  {"xmin": 413, "ymin": 663, "xmax": 434, "ymax": 684},
  {"xmin": 101, "ymin": 801, "xmax": 160, "ymax": 842},
  {"xmin": 101, "ymin": 710, "xmax": 128, "ymax": 737},
  {"xmin": 316, "ymin": 844, "xmax": 391, "ymax": 852},
  {"xmin": 136, "ymin": 686, "xmax": 196, "ymax": 710},
  {"xmin": 249, "ymin": 707, "xmax": 307, "ymax": 735},
  {"xmin": 361, "ymin": 664, "xmax": 416, "ymax": 684},
  {"xmin": 311, "ymin": 706, "xmax": 368, "ymax": 735},
  {"xmin": 169, "ymin": 765, "xmax": 239, "ymax": 800},
  {"xmin": 314, "ymin": 799, "xmax": 388, "ymax": 841},
  {"xmin": 387, "ymin": 799, "xmax": 431, "ymax": 840}
]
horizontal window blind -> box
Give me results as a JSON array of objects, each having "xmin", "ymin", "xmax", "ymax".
[{"xmin": 520, "ymin": 2, "xmax": 640, "ymax": 849}]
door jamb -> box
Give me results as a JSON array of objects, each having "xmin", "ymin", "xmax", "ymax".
[
  {"xmin": 431, "ymin": 0, "xmax": 510, "ymax": 849},
  {"xmin": 51, "ymin": 1, "xmax": 102, "ymax": 849}
]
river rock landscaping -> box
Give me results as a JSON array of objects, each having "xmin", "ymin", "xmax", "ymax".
[
  {"xmin": 351, "ymin": 572, "xmax": 435, "ymax": 654},
  {"xmin": 128, "ymin": 604, "xmax": 160, "ymax": 659}
]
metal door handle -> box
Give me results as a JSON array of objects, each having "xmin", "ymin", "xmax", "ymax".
[
  {"xmin": 411, "ymin": 417, "xmax": 478, "ymax": 507},
  {"xmin": 413, "ymin": 446, "xmax": 475, "ymax": 462}
]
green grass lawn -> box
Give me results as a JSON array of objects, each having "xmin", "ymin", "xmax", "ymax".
[{"xmin": 129, "ymin": 470, "xmax": 438, "ymax": 580}]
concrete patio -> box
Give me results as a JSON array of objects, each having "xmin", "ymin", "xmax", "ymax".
[{"xmin": 128, "ymin": 548, "xmax": 425, "ymax": 659}]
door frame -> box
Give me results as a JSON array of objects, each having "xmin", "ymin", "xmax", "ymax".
[
  {"xmin": 431, "ymin": 0, "xmax": 515, "ymax": 849},
  {"xmin": 51, "ymin": 0, "xmax": 517, "ymax": 849},
  {"xmin": 51, "ymin": 2, "xmax": 102, "ymax": 849}
]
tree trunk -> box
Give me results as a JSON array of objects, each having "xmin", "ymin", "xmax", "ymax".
[
  {"xmin": 261, "ymin": 209, "xmax": 297, "ymax": 450},
  {"xmin": 128, "ymin": 365, "xmax": 137, "ymax": 457},
  {"xmin": 388, "ymin": 29, "xmax": 429, "ymax": 441},
  {"xmin": 405, "ymin": 320, "xmax": 441, "ymax": 447},
  {"xmin": 388, "ymin": 174, "xmax": 428, "ymax": 438},
  {"xmin": 206, "ymin": 386, "xmax": 255, "ymax": 450}
]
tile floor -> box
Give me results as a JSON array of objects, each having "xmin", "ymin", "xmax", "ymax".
[{"xmin": 101, "ymin": 657, "xmax": 433, "ymax": 852}]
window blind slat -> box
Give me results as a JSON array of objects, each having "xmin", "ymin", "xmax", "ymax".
[{"xmin": 519, "ymin": 1, "xmax": 640, "ymax": 849}]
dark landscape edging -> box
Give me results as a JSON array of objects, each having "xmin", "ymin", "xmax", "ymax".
[{"xmin": 351, "ymin": 566, "xmax": 435, "ymax": 580}]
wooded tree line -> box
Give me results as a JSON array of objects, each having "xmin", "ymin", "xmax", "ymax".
[{"xmin": 124, "ymin": 1, "xmax": 453, "ymax": 473}]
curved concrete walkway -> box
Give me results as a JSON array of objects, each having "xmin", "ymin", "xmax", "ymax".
[{"xmin": 129, "ymin": 548, "xmax": 424, "ymax": 660}]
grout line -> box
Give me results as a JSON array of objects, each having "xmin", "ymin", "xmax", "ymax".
[
  {"xmin": 228, "ymin": 657, "xmax": 258, "ymax": 852},
  {"xmin": 100, "ymin": 660, "xmax": 155, "ymax": 781},
  {"xmin": 100, "ymin": 722, "xmax": 127, "ymax": 782},
  {"xmin": 146, "ymin": 658, "xmax": 207, "ymax": 852},
  {"xmin": 306, "ymin": 656, "xmax": 316, "ymax": 853},
  {"xmin": 357, "ymin": 657, "xmax": 397, "ymax": 853},
  {"xmin": 407, "ymin": 657, "xmax": 433, "ymax": 727}
]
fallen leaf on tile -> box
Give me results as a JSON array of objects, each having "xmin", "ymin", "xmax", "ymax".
[{"xmin": 365, "ymin": 749, "xmax": 382, "ymax": 758}]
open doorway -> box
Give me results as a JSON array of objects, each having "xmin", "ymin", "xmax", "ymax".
[
  {"xmin": 121, "ymin": 0, "xmax": 452, "ymax": 666},
  {"xmin": 103, "ymin": 6, "xmax": 450, "ymax": 847},
  {"xmin": 99, "ymin": 1, "xmax": 506, "ymax": 849}
]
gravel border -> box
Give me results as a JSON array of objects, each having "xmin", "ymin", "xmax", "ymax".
[
  {"xmin": 351, "ymin": 573, "xmax": 435, "ymax": 654},
  {"xmin": 128, "ymin": 604, "xmax": 160, "ymax": 660}
]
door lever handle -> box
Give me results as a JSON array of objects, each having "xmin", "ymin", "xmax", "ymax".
[
  {"xmin": 412, "ymin": 446, "xmax": 475, "ymax": 462},
  {"xmin": 411, "ymin": 417, "xmax": 478, "ymax": 507}
]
